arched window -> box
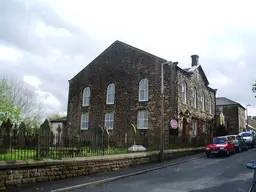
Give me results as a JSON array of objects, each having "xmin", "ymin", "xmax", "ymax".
[
  {"xmin": 202, "ymin": 92, "xmax": 205, "ymax": 111},
  {"xmin": 182, "ymin": 81, "xmax": 187, "ymax": 104},
  {"xmin": 106, "ymin": 83, "xmax": 115, "ymax": 104},
  {"xmin": 193, "ymin": 87, "xmax": 197, "ymax": 108},
  {"xmin": 82, "ymin": 87, "xmax": 91, "ymax": 106},
  {"xmin": 139, "ymin": 78, "xmax": 148, "ymax": 101}
]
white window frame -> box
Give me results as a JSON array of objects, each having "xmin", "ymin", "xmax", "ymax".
[
  {"xmin": 139, "ymin": 79, "xmax": 148, "ymax": 102},
  {"xmin": 202, "ymin": 92, "xmax": 205, "ymax": 111},
  {"xmin": 193, "ymin": 87, "xmax": 197, "ymax": 108},
  {"xmin": 137, "ymin": 110, "xmax": 148, "ymax": 129},
  {"xmin": 81, "ymin": 113, "xmax": 89, "ymax": 130},
  {"xmin": 104, "ymin": 112, "xmax": 114, "ymax": 129},
  {"xmin": 182, "ymin": 81, "xmax": 187, "ymax": 104},
  {"xmin": 82, "ymin": 87, "xmax": 91, "ymax": 106},
  {"xmin": 193, "ymin": 119, "xmax": 198, "ymax": 136},
  {"xmin": 106, "ymin": 83, "xmax": 115, "ymax": 104}
]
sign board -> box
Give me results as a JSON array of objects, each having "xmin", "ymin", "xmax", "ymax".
[{"xmin": 170, "ymin": 119, "xmax": 178, "ymax": 129}]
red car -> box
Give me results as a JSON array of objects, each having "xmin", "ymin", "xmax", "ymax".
[{"xmin": 205, "ymin": 136, "xmax": 235, "ymax": 157}]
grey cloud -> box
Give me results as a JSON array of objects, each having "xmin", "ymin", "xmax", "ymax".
[{"xmin": 0, "ymin": 0, "xmax": 100, "ymax": 117}]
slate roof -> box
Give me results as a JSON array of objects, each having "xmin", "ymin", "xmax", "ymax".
[{"xmin": 216, "ymin": 97, "xmax": 245, "ymax": 109}]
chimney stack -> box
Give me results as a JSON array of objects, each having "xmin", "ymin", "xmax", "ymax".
[{"xmin": 191, "ymin": 55, "xmax": 199, "ymax": 67}]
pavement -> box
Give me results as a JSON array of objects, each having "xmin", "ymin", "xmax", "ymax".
[
  {"xmin": 15, "ymin": 153, "xmax": 204, "ymax": 192},
  {"xmin": 10, "ymin": 149, "xmax": 256, "ymax": 192}
]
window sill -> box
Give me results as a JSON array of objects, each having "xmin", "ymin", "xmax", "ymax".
[{"xmin": 80, "ymin": 129, "xmax": 89, "ymax": 131}]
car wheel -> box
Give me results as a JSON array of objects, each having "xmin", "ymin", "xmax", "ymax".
[
  {"xmin": 252, "ymin": 143, "xmax": 255, "ymax": 148},
  {"xmin": 205, "ymin": 153, "xmax": 210, "ymax": 158},
  {"xmin": 225, "ymin": 151, "xmax": 230, "ymax": 157}
]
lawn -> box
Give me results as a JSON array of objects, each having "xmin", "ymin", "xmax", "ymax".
[{"xmin": 0, "ymin": 144, "xmax": 202, "ymax": 161}]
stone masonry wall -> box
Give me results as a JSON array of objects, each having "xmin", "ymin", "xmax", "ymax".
[
  {"xmin": 0, "ymin": 148, "xmax": 203, "ymax": 190},
  {"xmin": 177, "ymin": 66, "xmax": 216, "ymax": 137},
  {"xmin": 67, "ymin": 41, "xmax": 167, "ymax": 145}
]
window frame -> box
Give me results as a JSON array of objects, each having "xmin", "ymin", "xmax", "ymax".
[
  {"xmin": 82, "ymin": 87, "xmax": 91, "ymax": 106},
  {"xmin": 81, "ymin": 113, "xmax": 89, "ymax": 130},
  {"xmin": 182, "ymin": 81, "xmax": 187, "ymax": 104},
  {"xmin": 137, "ymin": 110, "xmax": 148, "ymax": 129},
  {"xmin": 106, "ymin": 83, "xmax": 115, "ymax": 105},
  {"xmin": 139, "ymin": 78, "xmax": 149, "ymax": 102},
  {"xmin": 104, "ymin": 112, "xmax": 114, "ymax": 129},
  {"xmin": 193, "ymin": 87, "xmax": 197, "ymax": 108}
]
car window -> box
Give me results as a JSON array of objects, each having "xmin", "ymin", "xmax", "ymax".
[
  {"xmin": 240, "ymin": 132, "xmax": 252, "ymax": 137},
  {"xmin": 213, "ymin": 137, "xmax": 227, "ymax": 144}
]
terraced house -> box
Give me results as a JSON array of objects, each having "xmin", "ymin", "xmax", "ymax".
[{"xmin": 65, "ymin": 40, "xmax": 216, "ymax": 147}]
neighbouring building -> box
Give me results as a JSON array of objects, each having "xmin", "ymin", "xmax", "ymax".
[
  {"xmin": 246, "ymin": 116, "xmax": 256, "ymax": 132},
  {"xmin": 66, "ymin": 40, "xmax": 216, "ymax": 147},
  {"xmin": 50, "ymin": 117, "xmax": 67, "ymax": 145},
  {"xmin": 216, "ymin": 97, "xmax": 246, "ymax": 134}
]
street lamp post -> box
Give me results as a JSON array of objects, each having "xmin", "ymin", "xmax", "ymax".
[
  {"xmin": 160, "ymin": 60, "xmax": 173, "ymax": 162},
  {"xmin": 246, "ymin": 104, "xmax": 251, "ymax": 131}
]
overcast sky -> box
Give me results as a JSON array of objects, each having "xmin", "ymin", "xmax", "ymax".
[{"xmin": 0, "ymin": 0, "xmax": 256, "ymax": 118}]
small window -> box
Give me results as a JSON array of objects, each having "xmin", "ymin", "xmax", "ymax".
[
  {"xmin": 182, "ymin": 81, "xmax": 187, "ymax": 104},
  {"xmin": 202, "ymin": 93, "xmax": 205, "ymax": 111},
  {"xmin": 193, "ymin": 87, "xmax": 197, "ymax": 108},
  {"xmin": 139, "ymin": 79, "xmax": 148, "ymax": 101},
  {"xmin": 193, "ymin": 120, "xmax": 198, "ymax": 136},
  {"xmin": 82, "ymin": 87, "xmax": 91, "ymax": 106},
  {"xmin": 106, "ymin": 83, "xmax": 115, "ymax": 104},
  {"xmin": 81, "ymin": 113, "xmax": 89, "ymax": 130},
  {"xmin": 105, "ymin": 112, "xmax": 114, "ymax": 129},
  {"xmin": 137, "ymin": 110, "xmax": 148, "ymax": 129}
]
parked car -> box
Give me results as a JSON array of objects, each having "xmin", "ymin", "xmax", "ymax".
[
  {"xmin": 227, "ymin": 134, "xmax": 248, "ymax": 152},
  {"xmin": 205, "ymin": 136, "xmax": 235, "ymax": 158},
  {"xmin": 239, "ymin": 132, "xmax": 256, "ymax": 148},
  {"xmin": 246, "ymin": 161, "xmax": 256, "ymax": 192}
]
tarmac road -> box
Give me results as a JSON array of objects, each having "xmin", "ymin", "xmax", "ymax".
[{"xmin": 67, "ymin": 149, "xmax": 256, "ymax": 192}]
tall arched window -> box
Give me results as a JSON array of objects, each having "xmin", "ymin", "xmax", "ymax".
[
  {"xmin": 193, "ymin": 87, "xmax": 197, "ymax": 108},
  {"xmin": 202, "ymin": 92, "xmax": 205, "ymax": 111},
  {"xmin": 209, "ymin": 97, "xmax": 212, "ymax": 114},
  {"xmin": 82, "ymin": 87, "xmax": 91, "ymax": 106},
  {"xmin": 182, "ymin": 81, "xmax": 187, "ymax": 104},
  {"xmin": 139, "ymin": 78, "xmax": 148, "ymax": 101},
  {"xmin": 106, "ymin": 83, "xmax": 115, "ymax": 104}
]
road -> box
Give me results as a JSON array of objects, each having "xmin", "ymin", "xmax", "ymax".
[{"xmin": 67, "ymin": 149, "xmax": 256, "ymax": 192}]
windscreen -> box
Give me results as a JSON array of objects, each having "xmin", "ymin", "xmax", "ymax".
[
  {"xmin": 240, "ymin": 132, "xmax": 252, "ymax": 137},
  {"xmin": 213, "ymin": 137, "xmax": 227, "ymax": 144}
]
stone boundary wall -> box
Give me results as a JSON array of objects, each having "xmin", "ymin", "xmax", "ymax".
[{"xmin": 0, "ymin": 147, "xmax": 204, "ymax": 190}]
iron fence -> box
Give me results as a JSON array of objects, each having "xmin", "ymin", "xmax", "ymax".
[{"xmin": 0, "ymin": 134, "xmax": 208, "ymax": 161}]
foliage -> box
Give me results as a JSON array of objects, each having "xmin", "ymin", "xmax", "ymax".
[
  {"xmin": 0, "ymin": 77, "xmax": 44, "ymax": 125},
  {"xmin": 49, "ymin": 113, "xmax": 66, "ymax": 121},
  {"xmin": 252, "ymin": 81, "xmax": 256, "ymax": 97},
  {"xmin": 216, "ymin": 124, "xmax": 227, "ymax": 136},
  {"xmin": 0, "ymin": 77, "xmax": 44, "ymax": 128},
  {"xmin": 0, "ymin": 79, "xmax": 22, "ymax": 123}
]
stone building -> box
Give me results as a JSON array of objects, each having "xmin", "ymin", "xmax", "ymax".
[
  {"xmin": 216, "ymin": 97, "xmax": 246, "ymax": 134},
  {"xmin": 66, "ymin": 40, "xmax": 216, "ymax": 147}
]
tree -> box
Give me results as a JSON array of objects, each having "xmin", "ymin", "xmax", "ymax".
[
  {"xmin": 252, "ymin": 81, "xmax": 256, "ymax": 97},
  {"xmin": 48, "ymin": 113, "xmax": 66, "ymax": 121},
  {"xmin": 0, "ymin": 77, "xmax": 44, "ymax": 126},
  {"xmin": 0, "ymin": 79, "xmax": 22, "ymax": 123}
]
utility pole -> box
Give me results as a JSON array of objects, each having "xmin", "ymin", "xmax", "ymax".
[{"xmin": 160, "ymin": 61, "xmax": 173, "ymax": 162}]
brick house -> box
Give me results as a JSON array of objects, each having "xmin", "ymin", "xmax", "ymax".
[
  {"xmin": 65, "ymin": 40, "xmax": 216, "ymax": 147},
  {"xmin": 216, "ymin": 97, "xmax": 246, "ymax": 134}
]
